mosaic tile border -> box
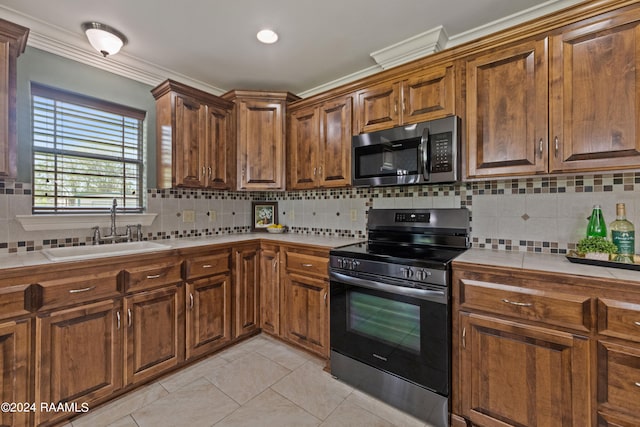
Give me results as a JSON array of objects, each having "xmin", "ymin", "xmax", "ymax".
[{"xmin": 1, "ymin": 172, "xmax": 639, "ymax": 254}]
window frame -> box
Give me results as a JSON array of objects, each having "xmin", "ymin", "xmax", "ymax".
[{"xmin": 30, "ymin": 83, "xmax": 146, "ymax": 214}]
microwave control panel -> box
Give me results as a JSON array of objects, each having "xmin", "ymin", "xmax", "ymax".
[{"xmin": 430, "ymin": 132, "xmax": 453, "ymax": 173}]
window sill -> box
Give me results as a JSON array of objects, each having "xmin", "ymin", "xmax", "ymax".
[{"xmin": 16, "ymin": 213, "xmax": 158, "ymax": 231}]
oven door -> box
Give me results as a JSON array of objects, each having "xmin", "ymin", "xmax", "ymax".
[{"xmin": 329, "ymin": 270, "xmax": 449, "ymax": 396}]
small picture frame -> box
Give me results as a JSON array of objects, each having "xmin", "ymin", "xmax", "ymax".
[{"xmin": 251, "ymin": 201, "xmax": 278, "ymax": 231}]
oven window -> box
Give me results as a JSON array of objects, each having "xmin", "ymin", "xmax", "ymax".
[{"xmin": 348, "ymin": 292, "xmax": 420, "ymax": 353}]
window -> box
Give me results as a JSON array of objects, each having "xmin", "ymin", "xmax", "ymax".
[{"xmin": 31, "ymin": 83, "xmax": 146, "ymax": 214}]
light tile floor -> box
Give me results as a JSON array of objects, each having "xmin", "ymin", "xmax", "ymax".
[{"xmin": 65, "ymin": 334, "xmax": 433, "ymax": 427}]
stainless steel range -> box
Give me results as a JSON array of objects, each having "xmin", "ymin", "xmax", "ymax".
[{"xmin": 329, "ymin": 208, "xmax": 470, "ymax": 427}]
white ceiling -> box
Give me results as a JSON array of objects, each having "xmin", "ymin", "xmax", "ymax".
[{"xmin": 1, "ymin": 0, "xmax": 585, "ymax": 97}]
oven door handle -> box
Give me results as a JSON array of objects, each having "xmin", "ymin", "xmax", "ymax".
[{"xmin": 330, "ymin": 271, "xmax": 446, "ymax": 303}]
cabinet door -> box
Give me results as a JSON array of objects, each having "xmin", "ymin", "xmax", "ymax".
[
  {"xmin": 0, "ymin": 319, "xmax": 30, "ymax": 427},
  {"xmin": 205, "ymin": 103, "xmax": 233, "ymax": 189},
  {"xmin": 233, "ymin": 246, "xmax": 260, "ymax": 338},
  {"xmin": 36, "ymin": 300, "xmax": 122, "ymax": 425},
  {"xmin": 466, "ymin": 38, "xmax": 549, "ymax": 178},
  {"xmin": 282, "ymin": 273, "xmax": 328, "ymax": 357},
  {"xmin": 175, "ymin": 94, "xmax": 206, "ymax": 188},
  {"xmin": 124, "ymin": 286, "xmax": 183, "ymax": 385},
  {"xmin": 597, "ymin": 341, "xmax": 640, "ymax": 422},
  {"xmin": 402, "ymin": 65, "xmax": 455, "ymax": 124},
  {"xmin": 237, "ymin": 99, "xmax": 285, "ymax": 189},
  {"xmin": 357, "ymin": 81, "xmax": 400, "ymax": 133},
  {"xmin": 319, "ymin": 96, "xmax": 352, "ymax": 188},
  {"xmin": 459, "ymin": 313, "xmax": 590, "ymax": 427},
  {"xmin": 288, "ymin": 106, "xmax": 319, "ymax": 190},
  {"xmin": 550, "ymin": 10, "xmax": 640, "ymax": 172},
  {"xmin": 259, "ymin": 245, "xmax": 280, "ymax": 335},
  {"xmin": 186, "ymin": 274, "xmax": 232, "ymax": 360}
]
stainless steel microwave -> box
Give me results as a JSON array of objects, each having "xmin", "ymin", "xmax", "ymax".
[{"xmin": 351, "ymin": 116, "xmax": 460, "ymax": 187}]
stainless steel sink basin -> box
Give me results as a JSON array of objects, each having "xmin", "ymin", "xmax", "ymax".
[{"xmin": 42, "ymin": 241, "xmax": 171, "ymax": 261}]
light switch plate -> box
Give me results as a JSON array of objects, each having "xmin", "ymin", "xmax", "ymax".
[{"xmin": 182, "ymin": 209, "xmax": 195, "ymax": 223}]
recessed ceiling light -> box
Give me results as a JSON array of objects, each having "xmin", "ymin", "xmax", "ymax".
[{"xmin": 257, "ymin": 29, "xmax": 278, "ymax": 44}]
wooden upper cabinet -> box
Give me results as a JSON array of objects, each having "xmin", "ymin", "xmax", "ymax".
[
  {"xmin": 288, "ymin": 95, "xmax": 352, "ymax": 190},
  {"xmin": 466, "ymin": 38, "xmax": 549, "ymax": 178},
  {"xmin": 356, "ymin": 64, "xmax": 455, "ymax": 134},
  {"xmin": 549, "ymin": 7, "xmax": 640, "ymax": 173},
  {"xmin": 223, "ymin": 90, "xmax": 300, "ymax": 190},
  {"xmin": 152, "ymin": 79, "xmax": 234, "ymax": 190},
  {"xmin": 0, "ymin": 19, "xmax": 28, "ymax": 179}
]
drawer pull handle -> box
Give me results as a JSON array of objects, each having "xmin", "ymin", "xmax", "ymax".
[
  {"xmin": 202, "ymin": 264, "xmax": 213, "ymax": 268},
  {"xmin": 634, "ymin": 321, "xmax": 640, "ymax": 326},
  {"xmin": 635, "ymin": 382, "xmax": 640, "ymax": 387},
  {"xmin": 146, "ymin": 274, "xmax": 163, "ymax": 279},
  {"xmin": 116, "ymin": 311, "xmax": 121, "ymax": 329},
  {"xmin": 302, "ymin": 263, "xmax": 313, "ymax": 268},
  {"xmin": 502, "ymin": 298, "xmax": 532, "ymax": 307},
  {"xmin": 69, "ymin": 286, "xmax": 96, "ymax": 294}
]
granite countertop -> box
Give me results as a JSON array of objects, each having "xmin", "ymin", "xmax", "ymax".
[
  {"xmin": 454, "ymin": 248, "xmax": 640, "ymax": 284},
  {"xmin": 0, "ymin": 233, "xmax": 362, "ymax": 271}
]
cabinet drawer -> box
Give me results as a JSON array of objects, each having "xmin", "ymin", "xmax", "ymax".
[
  {"xmin": 0, "ymin": 284, "xmax": 31, "ymax": 320},
  {"xmin": 285, "ymin": 252, "xmax": 329, "ymax": 278},
  {"xmin": 459, "ymin": 279, "xmax": 591, "ymax": 332},
  {"xmin": 598, "ymin": 341, "xmax": 640, "ymax": 419},
  {"xmin": 184, "ymin": 252, "xmax": 230, "ymax": 280},
  {"xmin": 33, "ymin": 270, "xmax": 121, "ymax": 311},
  {"xmin": 124, "ymin": 261, "xmax": 182, "ymax": 292},
  {"xmin": 598, "ymin": 299, "xmax": 640, "ymax": 343}
]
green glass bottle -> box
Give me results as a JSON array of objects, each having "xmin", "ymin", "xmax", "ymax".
[
  {"xmin": 610, "ymin": 203, "xmax": 635, "ymax": 263},
  {"xmin": 586, "ymin": 205, "xmax": 607, "ymax": 238}
]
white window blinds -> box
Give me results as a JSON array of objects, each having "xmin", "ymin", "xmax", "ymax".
[{"xmin": 31, "ymin": 83, "xmax": 146, "ymax": 214}]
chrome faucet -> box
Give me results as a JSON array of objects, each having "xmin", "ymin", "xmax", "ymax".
[
  {"xmin": 110, "ymin": 198, "xmax": 118, "ymax": 237},
  {"xmin": 92, "ymin": 198, "xmax": 143, "ymax": 245}
]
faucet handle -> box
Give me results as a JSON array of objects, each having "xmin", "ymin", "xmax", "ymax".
[
  {"xmin": 125, "ymin": 225, "xmax": 133, "ymax": 242},
  {"xmin": 92, "ymin": 226, "xmax": 101, "ymax": 245},
  {"xmin": 136, "ymin": 224, "xmax": 142, "ymax": 241}
]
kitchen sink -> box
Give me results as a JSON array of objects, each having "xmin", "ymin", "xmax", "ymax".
[{"xmin": 42, "ymin": 241, "xmax": 171, "ymax": 261}]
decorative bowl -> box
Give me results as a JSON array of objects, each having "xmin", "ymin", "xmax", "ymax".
[{"xmin": 266, "ymin": 227, "xmax": 285, "ymax": 233}]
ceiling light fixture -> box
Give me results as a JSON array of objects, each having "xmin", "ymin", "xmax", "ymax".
[
  {"xmin": 256, "ymin": 29, "xmax": 278, "ymax": 44},
  {"xmin": 81, "ymin": 22, "xmax": 128, "ymax": 57}
]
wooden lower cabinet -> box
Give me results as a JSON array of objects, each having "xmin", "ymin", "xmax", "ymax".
[
  {"xmin": 185, "ymin": 274, "xmax": 232, "ymax": 359},
  {"xmin": 233, "ymin": 245, "xmax": 260, "ymax": 338},
  {"xmin": 459, "ymin": 313, "xmax": 590, "ymax": 427},
  {"xmin": 0, "ymin": 319, "xmax": 30, "ymax": 427},
  {"xmin": 259, "ymin": 244, "xmax": 280, "ymax": 335},
  {"xmin": 281, "ymin": 273, "xmax": 328, "ymax": 357},
  {"xmin": 35, "ymin": 300, "xmax": 122, "ymax": 426},
  {"xmin": 124, "ymin": 285, "xmax": 184, "ymax": 385}
]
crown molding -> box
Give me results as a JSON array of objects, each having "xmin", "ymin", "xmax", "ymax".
[
  {"xmin": 2, "ymin": 0, "xmax": 585, "ymax": 97},
  {"xmin": 370, "ymin": 26, "xmax": 449, "ymax": 70}
]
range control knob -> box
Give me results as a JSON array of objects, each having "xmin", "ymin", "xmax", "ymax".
[
  {"xmin": 401, "ymin": 267, "xmax": 414, "ymax": 279},
  {"xmin": 416, "ymin": 270, "xmax": 432, "ymax": 281}
]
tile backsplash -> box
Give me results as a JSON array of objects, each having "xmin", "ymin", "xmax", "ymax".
[{"xmin": 1, "ymin": 172, "xmax": 638, "ymax": 255}]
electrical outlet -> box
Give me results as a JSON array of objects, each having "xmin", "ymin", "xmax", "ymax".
[
  {"xmin": 289, "ymin": 209, "xmax": 295, "ymax": 220},
  {"xmin": 182, "ymin": 209, "xmax": 195, "ymax": 223},
  {"xmin": 208, "ymin": 210, "xmax": 217, "ymax": 222},
  {"xmin": 350, "ymin": 209, "xmax": 358, "ymax": 221}
]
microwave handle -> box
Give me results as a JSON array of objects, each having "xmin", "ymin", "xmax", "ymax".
[{"xmin": 419, "ymin": 128, "xmax": 430, "ymax": 182}]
